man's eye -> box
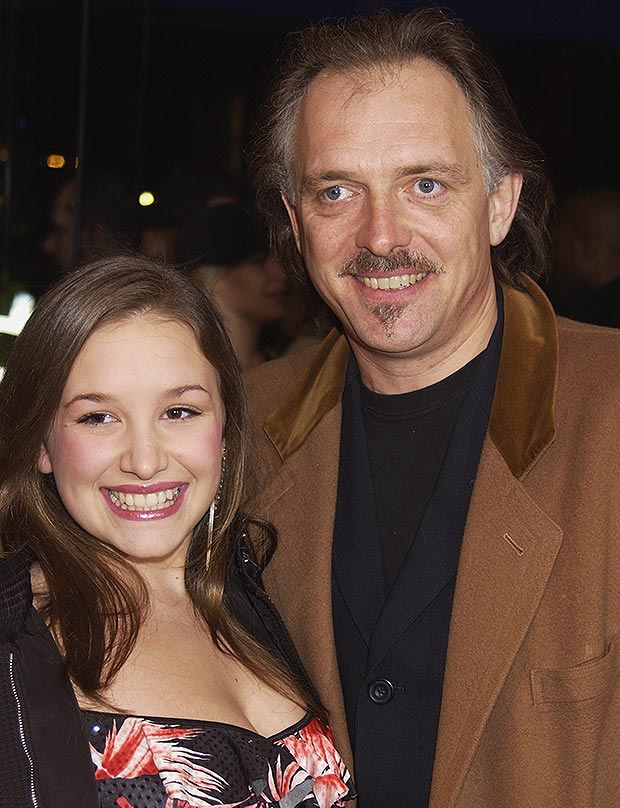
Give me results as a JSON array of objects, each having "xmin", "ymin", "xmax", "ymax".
[
  {"xmin": 320, "ymin": 185, "xmax": 353, "ymax": 202},
  {"xmin": 414, "ymin": 178, "xmax": 443, "ymax": 196},
  {"xmin": 165, "ymin": 407, "xmax": 200, "ymax": 420},
  {"xmin": 76, "ymin": 412, "xmax": 113, "ymax": 426}
]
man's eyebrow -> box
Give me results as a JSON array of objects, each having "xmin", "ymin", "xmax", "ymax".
[
  {"xmin": 301, "ymin": 171, "xmax": 358, "ymax": 193},
  {"xmin": 396, "ymin": 163, "xmax": 469, "ymax": 183},
  {"xmin": 301, "ymin": 163, "xmax": 469, "ymax": 193}
]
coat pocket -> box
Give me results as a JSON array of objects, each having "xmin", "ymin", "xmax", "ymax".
[{"xmin": 530, "ymin": 638, "xmax": 617, "ymax": 707}]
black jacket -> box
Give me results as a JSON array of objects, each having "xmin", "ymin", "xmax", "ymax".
[{"xmin": 0, "ymin": 542, "xmax": 316, "ymax": 808}]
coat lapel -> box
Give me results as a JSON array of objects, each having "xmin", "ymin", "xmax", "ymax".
[
  {"xmin": 429, "ymin": 440, "xmax": 563, "ymax": 806},
  {"xmin": 429, "ymin": 278, "xmax": 562, "ymax": 806},
  {"xmin": 251, "ymin": 367, "xmax": 354, "ymax": 767},
  {"xmin": 253, "ymin": 421, "xmax": 341, "ymax": 698}
]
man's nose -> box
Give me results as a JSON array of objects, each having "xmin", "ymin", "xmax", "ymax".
[
  {"xmin": 119, "ymin": 427, "xmax": 169, "ymax": 480},
  {"xmin": 355, "ymin": 193, "xmax": 411, "ymax": 257}
]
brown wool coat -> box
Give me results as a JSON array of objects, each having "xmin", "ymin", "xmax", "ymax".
[{"xmin": 245, "ymin": 277, "xmax": 620, "ymax": 808}]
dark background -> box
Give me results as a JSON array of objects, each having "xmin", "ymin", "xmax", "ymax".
[{"xmin": 1, "ymin": 0, "xmax": 619, "ymax": 295}]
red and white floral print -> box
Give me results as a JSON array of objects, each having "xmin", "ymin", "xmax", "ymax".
[
  {"xmin": 277, "ymin": 719, "xmax": 352, "ymax": 808},
  {"xmin": 85, "ymin": 712, "xmax": 355, "ymax": 808},
  {"xmin": 91, "ymin": 717, "xmax": 228, "ymax": 805}
]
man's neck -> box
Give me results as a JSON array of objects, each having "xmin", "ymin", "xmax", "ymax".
[{"xmin": 353, "ymin": 294, "xmax": 498, "ymax": 394}]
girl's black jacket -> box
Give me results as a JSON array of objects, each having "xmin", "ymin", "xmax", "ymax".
[{"xmin": 0, "ymin": 542, "xmax": 316, "ymax": 808}]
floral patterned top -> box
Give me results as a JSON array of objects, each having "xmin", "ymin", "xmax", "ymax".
[{"xmin": 81, "ymin": 709, "xmax": 355, "ymax": 808}]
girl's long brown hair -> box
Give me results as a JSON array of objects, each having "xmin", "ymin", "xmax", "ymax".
[{"xmin": 0, "ymin": 255, "xmax": 323, "ymax": 718}]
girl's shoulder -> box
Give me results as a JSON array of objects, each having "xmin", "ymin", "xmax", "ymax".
[{"xmin": 0, "ymin": 544, "xmax": 36, "ymax": 641}]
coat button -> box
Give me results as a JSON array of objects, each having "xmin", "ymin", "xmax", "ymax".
[{"xmin": 368, "ymin": 678, "xmax": 394, "ymax": 704}]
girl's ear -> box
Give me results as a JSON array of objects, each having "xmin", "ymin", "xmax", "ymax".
[{"xmin": 38, "ymin": 445, "xmax": 53, "ymax": 474}]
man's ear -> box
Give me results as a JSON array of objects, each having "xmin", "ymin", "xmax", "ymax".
[
  {"xmin": 37, "ymin": 445, "xmax": 53, "ymax": 474},
  {"xmin": 488, "ymin": 172, "xmax": 523, "ymax": 246},
  {"xmin": 281, "ymin": 193, "xmax": 302, "ymax": 253}
]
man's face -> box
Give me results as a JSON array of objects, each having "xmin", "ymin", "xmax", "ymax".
[{"xmin": 283, "ymin": 60, "xmax": 520, "ymax": 388}]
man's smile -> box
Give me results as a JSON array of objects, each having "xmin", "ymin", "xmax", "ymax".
[{"xmin": 357, "ymin": 271, "xmax": 430, "ymax": 290}]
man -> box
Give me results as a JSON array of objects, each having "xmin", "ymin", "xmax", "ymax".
[{"xmin": 245, "ymin": 9, "xmax": 620, "ymax": 807}]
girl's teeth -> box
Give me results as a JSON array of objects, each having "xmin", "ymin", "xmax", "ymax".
[{"xmin": 107, "ymin": 487, "xmax": 180, "ymax": 511}]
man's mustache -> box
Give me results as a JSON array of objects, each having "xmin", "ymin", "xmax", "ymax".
[{"xmin": 338, "ymin": 249, "xmax": 444, "ymax": 277}]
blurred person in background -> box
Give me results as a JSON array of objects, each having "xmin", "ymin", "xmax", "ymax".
[
  {"xmin": 547, "ymin": 187, "xmax": 620, "ymax": 326},
  {"xmin": 176, "ymin": 203, "xmax": 288, "ymax": 370},
  {"xmin": 42, "ymin": 169, "xmax": 138, "ymax": 274}
]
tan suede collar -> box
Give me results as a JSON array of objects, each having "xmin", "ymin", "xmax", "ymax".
[
  {"xmin": 489, "ymin": 276, "xmax": 558, "ymax": 479},
  {"xmin": 264, "ymin": 275, "xmax": 557, "ymax": 480}
]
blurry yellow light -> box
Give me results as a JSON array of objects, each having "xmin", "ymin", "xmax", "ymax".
[
  {"xmin": 0, "ymin": 147, "xmax": 8, "ymax": 162},
  {"xmin": 74, "ymin": 156, "xmax": 79, "ymax": 168},
  {"xmin": 47, "ymin": 154, "xmax": 66, "ymax": 169},
  {"xmin": 139, "ymin": 191, "xmax": 155, "ymax": 207}
]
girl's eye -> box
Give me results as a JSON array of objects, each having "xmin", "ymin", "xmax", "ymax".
[
  {"xmin": 76, "ymin": 412, "xmax": 114, "ymax": 426},
  {"xmin": 164, "ymin": 407, "xmax": 200, "ymax": 420},
  {"xmin": 413, "ymin": 178, "xmax": 443, "ymax": 196},
  {"xmin": 320, "ymin": 185, "xmax": 354, "ymax": 202}
]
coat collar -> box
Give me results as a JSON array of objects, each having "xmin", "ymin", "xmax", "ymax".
[{"xmin": 264, "ymin": 275, "xmax": 558, "ymax": 475}]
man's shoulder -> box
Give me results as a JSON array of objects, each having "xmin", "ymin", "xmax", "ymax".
[
  {"xmin": 244, "ymin": 333, "xmax": 342, "ymax": 416},
  {"xmin": 556, "ymin": 315, "xmax": 620, "ymax": 368},
  {"xmin": 245, "ymin": 343, "xmax": 320, "ymax": 407},
  {"xmin": 555, "ymin": 315, "xmax": 620, "ymax": 411},
  {"xmin": 247, "ymin": 343, "xmax": 321, "ymax": 387}
]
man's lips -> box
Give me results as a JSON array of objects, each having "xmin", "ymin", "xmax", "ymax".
[{"xmin": 101, "ymin": 482, "xmax": 187, "ymax": 521}]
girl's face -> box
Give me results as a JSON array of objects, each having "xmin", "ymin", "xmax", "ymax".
[{"xmin": 39, "ymin": 313, "xmax": 225, "ymax": 568}]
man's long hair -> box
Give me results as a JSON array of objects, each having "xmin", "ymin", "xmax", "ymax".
[{"xmin": 250, "ymin": 8, "xmax": 553, "ymax": 289}]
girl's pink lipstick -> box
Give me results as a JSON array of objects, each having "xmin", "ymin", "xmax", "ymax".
[{"xmin": 101, "ymin": 482, "xmax": 187, "ymax": 521}]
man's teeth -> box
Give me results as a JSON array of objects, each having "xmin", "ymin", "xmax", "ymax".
[
  {"xmin": 107, "ymin": 487, "xmax": 181, "ymax": 511},
  {"xmin": 359, "ymin": 271, "xmax": 429, "ymax": 290}
]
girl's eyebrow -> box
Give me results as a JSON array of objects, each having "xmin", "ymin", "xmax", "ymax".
[
  {"xmin": 63, "ymin": 392, "xmax": 109, "ymax": 410},
  {"xmin": 166, "ymin": 385, "xmax": 211, "ymax": 397},
  {"xmin": 63, "ymin": 385, "xmax": 211, "ymax": 410}
]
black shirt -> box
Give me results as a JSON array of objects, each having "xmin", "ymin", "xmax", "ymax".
[{"xmin": 362, "ymin": 356, "xmax": 481, "ymax": 592}]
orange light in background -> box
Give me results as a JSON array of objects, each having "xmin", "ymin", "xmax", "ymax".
[
  {"xmin": 0, "ymin": 147, "xmax": 8, "ymax": 162},
  {"xmin": 46, "ymin": 154, "xmax": 66, "ymax": 169},
  {"xmin": 139, "ymin": 191, "xmax": 155, "ymax": 207}
]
